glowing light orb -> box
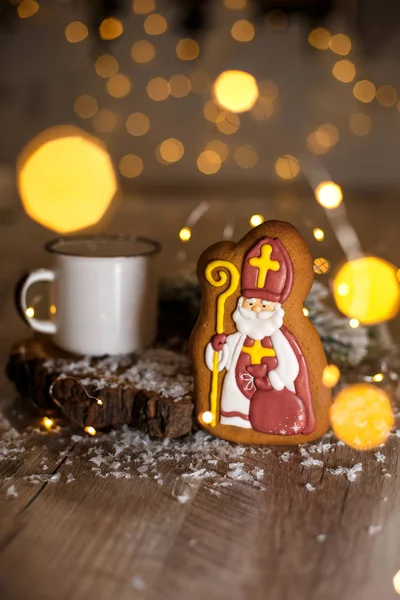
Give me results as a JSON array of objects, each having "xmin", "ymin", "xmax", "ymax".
[
  {"xmin": 201, "ymin": 411, "xmax": 213, "ymax": 424},
  {"xmin": 349, "ymin": 113, "xmax": 372, "ymax": 136},
  {"xmin": 333, "ymin": 257, "xmax": 400, "ymax": 324},
  {"xmin": 322, "ymin": 364, "xmax": 340, "ymax": 388},
  {"xmin": 106, "ymin": 74, "xmax": 131, "ymax": 98},
  {"xmin": 119, "ymin": 154, "xmax": 143, "ymax": 178},
  {"xmin": 205, "ymin": 140, "xmax": 228, "ymax": 162},
  {"xmin": 159, "ymin": 138, "xmax": 184, "ymax": 163},
  {"xmin": 353, "ymin": 80, "xmax": 376, "ymax": 103},
  {"xmin": 95, "ymin": 55, "xmax": 119, "ymax": 78},
  {"xmin": 197, "ymin": 150, "xmax": 222, "ymax": 175},
  {"xmin": 17, "ymin": 127, "xmax": 117, "ymax": 233},
  {"xmin": 393, "ymin": 570, "xmax": 400, "ymax": 594},
  {"xmin": 313, "ymin": 257, "xmax": 330, "ymax": 275},
  {"xmin": 144, "ymin": 13, "xmax": 167, "ymax": 35},
  {"xmin": 99, "ymin": 17, "xmax": 123, "ymax": 40},
  {"xmin": 330, "ymin": 383, "xmax": 394, "ymax": 450},
  {"xmin": 302, "ymin": 307, "xmax": 309, "ymax": 317},
  {"xmin": 315, "ymin": 181, "xmax": 343, "ymax": 209},
  {"xmin": 308, "ymin": 28, "xmax": 331, "ymax": 50},
  {"xmin": 275, "ymin": 155, "xmax": 300, "ymax": 179},
  {"xmin": 176, "ymin": 38, "xmax": 199, "ymax": 61},
  {"xmin": 231, "ymin": 19, "xmax": 255, "ymax": 42},
  {"xmin": 313, "ymin": 228, "xmax": 325, "ymax": 241},
  {"xmin": 179, "ymin": 227, "xmax": 191, "ymax": 242},
  {"xmin": 131, "ymin": 40, "xmax": 155, "ymax": 63},
  {"xmin": 329, "ymin": 33, "xmax": 351, "ymax": 56},
  {"xmin": 373, "ymin": 373, "xmax": 384, "ymax": 383},
  {"xmin": 43, "ymin": 417, "xmax": 54, "ymax": 430},
  {"xmin": 332, "ymin": 60, "xmax": 356, "ymax": 83},
  {"xmin": 126, "ymin": 112, "xmax": 150, "ymax": 136},
  {"xmin": 250, "ymin": 214, "xmax": 264, "ymax": 227},
  {"xmin": 65, "ymin": 21, "xmax": 88, "ymax": 43},
  {"xmin": 376, "ymin": 85, "xmax": 397, "ymax": 107},
  {"xmin": 213, "ymin": 70, "xmax": 259, "ymax": 113},
  {"xmin": 234, "ymin": 145, "xmax": 258, "ymax": 169},
  {"xmin": 85, "ymin": 426, "xmax": 97, "ymax": 436},
  {"xmin": 25, "ymin": 307, "xmax": 35, "ymax": 318},
  {"xmin": 18, "ymin": 0, "xmax": 39, "ymax": 18},
  {"xmin": 349, "ymin": 318, "xmax": 359, "ymax": 328}
]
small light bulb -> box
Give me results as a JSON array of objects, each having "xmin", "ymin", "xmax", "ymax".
[
  {"xmin": 179, "ymin": 227, "xmax": 191, "ymax": 242},
  {"xmin": 50, "ymin": 305, "xmax": 57, "ymax": 315},
  {"xmin": 201, "ymin": 411, "xmax": 213, "ymax": 424},
  {"xmin": 84, "ymin": 426, "xmax": 97, "ymax": 436},
  {"xmin": 43, "ymin": 417, "xmax": 54, "ymax": 430},
  {"xmin": 313, "ymin": 228, "xmax": 325, "ymax": 241},
  {"xmin": 373, "ymin": 373, "xmax": 384, "ymax": 383},
  {"xmin": 303, "ymin": 307, "xmax": 309, "ymax": 317},
  {"xmin": 249, "ymin": 214, "xmax": 264, "ymax": 227},
  {"xmin": 97, "ymin": 398, "xmax": 103, "ymax": 405},
  {"xmin": 26, "ymin": 307, "xmax": 35, "ymax": 318},
  {"xmin": 349, "ymin": 318, "xmax": 360, "ymax": 328},
  {"xmin": 315, "ymin": 181, "xmax": 343, "ymax": 209}
]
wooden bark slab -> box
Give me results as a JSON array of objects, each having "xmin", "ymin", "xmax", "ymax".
[{"xmin": 6, "ymin": 337, "xmax": 194, "ymax": 438}]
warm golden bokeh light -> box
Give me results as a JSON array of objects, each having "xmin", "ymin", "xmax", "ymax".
[
  {"xmin": 65, "ymin": 21, "xmax": 88, "ymax": 43},
  {"xmin": 197, "ymin": 150, "xmax": 222, "ymax": 175},
  {"xmin": 203, "ymin": 100, "xmax": 221, "ymax": 123},
  {"xmin": 353, "ymin": 80, "xmax": 376, "ymax": 103},
  {"xmin": 332, "ymin": 60, "xmax": 356, "ymax": 83},
  {"xmin": 393, "ymin": 570, "xmax": 400, "ymax": 594},
  {"xmin": 144, "ymin": 13, "xmax": 167, "ymax": 35},
  {"xmin": 315, "ymin": 123, "xmax": 339, "ymax": 148},
  {"xmin": 99, "ymin": 17, "xmax": 123, "ymax": 40},
  {"xmin": 231, "ymin": 19, "xmax": 255, "ymax": 42},
  {"xmin": 234, "ymin": 145, "xmax": 258, "ymax": 168},
  {"xmin": 250, "ymin": 214, "xmax": 264, "ymax": 227},
  {"xmin": 306, "ymin": 132, "xmax": 328, "ymax": 155},
  {"xmin": 322, "ymin": 364, "xmax": 340, "ymax": 388},
  {"xmin": 92, "ymin": 109, "xmax": 117, "ymax": 133},
  {"xmin": 259, "ymin": 80, "xmax": 279, "ymax": 101},
  {"xmin": 106, "ymin": 74, "xmax": 131, "ymax": 98},
  {"xmin": 216, "ymin": 112, "xmax": 240, "ymax": 134},
  {"xmin": 25, "ymin": 307, "xmax": 35, "ymax": 318},
  {"xmin": 315, "ymin": 181, "xmax": 343, "ymax": 209},
  {"xmin": 333, "ymin": 257, "xmax": 400, "ymax": 324},
  {"xmin": 179, "ymin": 227, "xmax": 192, "ymax": 242},
  {"xmin": 126, "ymin": 112, "xmax": 150, "ymax": 136},
  {"xmin": 224, "ymin": 0, "xmax": 246, "ymax": 8},
  {"xmin": 119, "ymin": 154, "xmax": 143, "ymax": 178},
  {"xmin": 43, "ymin": 417, "xmax": 54, "ymax": 430},
  {"xmin": 376, "ymin": 84, "xmax": 398, "ymax": 107},
  {"xmin": 85, "ymin": 426, "xmax": 97, "ymax": 436},
  {"xmin": 201, "ymin": 410, "xmax": 214, "ymax": 424},
  {"xmin": 74, "ymin": 95, "xmax": 98, "ymax": 119},
  {"xmin": 329, "ymin": 33, "xmax": 351, "ymax": 55},
  {"xmin": 330, "ymin": 383, "xmax": 394, "ymax": 450},
  {"xmin": 159, "ymin": 138, "xmax": 184, "ymax": 163},
  {"xmin": 146, "ymin": 77, "xmax": 170, "ymax": 101},
  {"xmin": 313, "ymin": 228, "xmax": 325, "ymax": 241},
  {"xmin": 132, "ymin": 0, "xmax": 155, "ymax": 14},
  {"xmin": 349, "ymin": 318, "xmax": 360, "ymax": 328},
  {"xmin": 213, "ymin": 70, "xmax": 259, "ymax": 113},
  {"xmin": 303, "ymin": 307, "xmax": 309, "ymax": 317},
  {"xmin": 308, "ymin": 27, "xmax": 331, "ymax": 50},
  {"xmin": 251, "ymin": 97, "xmax": 274, "ymax": 121},
  {"xmin": 95, "ymin": 55, "xmax": 119, "ymax": 78},
  {"xmin": 372, "ymin": 372, "xmax": 384, "ymax": 383},
  {"xmin": 349, "ymin": 113, "xmax": 372, "ymax": 136},
  {"xmin": 313, "ymin": 257, "xmax": 330, "ymax": 275},
  {"xmin": 176, "ymin": 38, "xmax": 200, "ymax": 61},
  {"xmin": 275, "ymin": 155, "xmax": 300, "ymax": 179},
  {"xmin": 169, "ymin": 74, "xmax": 191, "ymax": 98},
  {"xmin": 18, "ymin": 0, "xmax": 39, "ymax": 18},
  {"xmin": 17, "ymin": 127, "xmax": 117, "ymax": 233},
  {"xmin": 131, "ymin": 40, "xmax": 155, "ymax": 63},
  {"xmin": 206, "ymin": 140, "xmax": 229, "ymax": 162}
]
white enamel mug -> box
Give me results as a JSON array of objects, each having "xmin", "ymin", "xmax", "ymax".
[{"xmin": 17, "ymin": 235, "xmax": 161, "ymax": 356}]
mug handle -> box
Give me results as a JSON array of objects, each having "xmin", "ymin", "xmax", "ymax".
[{"xmin": 16, "ymin": 269, "xmax": 57, "ymax": 335}]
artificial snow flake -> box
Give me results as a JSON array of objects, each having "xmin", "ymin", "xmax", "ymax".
[
  {"xmin": 279, "ymin": 452, "xmax": 292, "ymax": 462},
  {"xmin": 66, "ymin": 474, "xmax": 75, "ymax": 484},
  {"xmin": 6, "ymin": 484, "xmax": 18, "ymax": 498},
  {"xmin": 367, "ymin": 524, "xmax": 382, "ymax": 536},
  {"xmin": 328, "ymin": 462, "xmax": 363, "ymax": 482},
  {"xmin": 374, "ymin": 452, "xmax": 386, "ymax": 463},
  {"xmin": 305, "ymin": 483, "xmax": 316, "ymax": 492}
]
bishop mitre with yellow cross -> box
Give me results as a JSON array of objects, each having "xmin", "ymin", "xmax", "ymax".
[{"xmin": 205, "ymin": 236, "xmax": 316, "ymax": 436}]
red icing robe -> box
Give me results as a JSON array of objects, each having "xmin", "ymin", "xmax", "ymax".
[{"xmin": 235, "ymin": 327, "xmax": 316, "ymax": 436}]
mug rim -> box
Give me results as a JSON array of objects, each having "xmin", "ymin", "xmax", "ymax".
[{"xmin": 45, "ymin": 234, "xmax": 161, "ymax": 258}]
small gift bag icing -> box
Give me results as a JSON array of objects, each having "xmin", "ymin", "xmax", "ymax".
[{"xmin": 190, "ymin": 220, "xmax": 331, "ymax": 445}]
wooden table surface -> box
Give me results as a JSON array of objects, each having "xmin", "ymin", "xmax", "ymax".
[{"xmin": 1, "ymin": 188, "xmax": 400, "ymax": 600}]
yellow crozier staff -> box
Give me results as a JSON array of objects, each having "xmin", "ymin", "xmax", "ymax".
[{"xmin": 205, "ymin": 260, "xmax": 240, "ymax": 426}]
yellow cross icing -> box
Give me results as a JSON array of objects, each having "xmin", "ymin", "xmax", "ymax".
[
  {"xmin": 248, "ymin": 244, "xmax": 280, "ymax": 288},
  {"xmin": 241, "ymin": 339, "xmax": 276, "ymax": 365}
]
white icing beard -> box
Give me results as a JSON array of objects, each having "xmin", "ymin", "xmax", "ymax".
[{"xmin": 232, "ymin": 297, "xmax": 284, "ymax": 340}]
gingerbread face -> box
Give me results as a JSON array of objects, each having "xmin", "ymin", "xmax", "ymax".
[{"xmin": 190, "ymin": 220, "xmax": 331, "ymax": 445}]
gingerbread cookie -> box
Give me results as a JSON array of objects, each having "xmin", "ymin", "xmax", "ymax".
[{"xmin": 190, "ymin": 220, "xmax": 331, "ymax": 445}]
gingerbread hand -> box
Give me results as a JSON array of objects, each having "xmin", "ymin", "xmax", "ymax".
[{"xmin": 211, "ymin": 334, "xmax": 227, "ymax": 351}]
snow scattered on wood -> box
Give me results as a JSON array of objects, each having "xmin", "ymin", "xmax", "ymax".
[
  {"xmin": 6, "ymin": 484, "xmax": 18, "ymax": 498},
  {"xmin": 374, "ymin": 452, "xmax": 386, "ymax": 463},
  {"xmin": 305, "ymin": 483, "xmax": 315, "ymax": 492},
  {"xmin": 328, "ymin": 462, "xmax": 363, "ymax": 482},
  {"xmin": 367, "ymin": 524, "xmax": 382, "ymax": 536}
]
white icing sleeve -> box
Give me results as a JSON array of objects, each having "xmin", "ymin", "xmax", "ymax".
[
  {"xmin": 205, "ymin": 342, "xmax": 229, "ymax": 372},
  {"xmin": 270, "ymin": 329, "xmax": 299, "ymax": 391}
]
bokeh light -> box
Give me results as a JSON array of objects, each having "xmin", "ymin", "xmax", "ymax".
[
  {"xmin": 315, "ymin": 123, "xmax": 339, "ymax": 148},
  {"xmin": 176, "ymin": 38, "xmax": 200, "ymax": 61},
  {"xmin": 275, "ymin": 155, "xmax": 300, "ymax": 179},
  {"xmin": 353, "ymin": 80, "xmax": 376, "ymax": 103},
  {"xmin": 250, "ymin": 214, "xmax": 264, "ymax": 227},
  {"xmin": 144, "ymin": 13, "xmax": 167, "ymax": 35},
  {"xmin": 322, "ymin": 364, "xmax": 340, "ymax": 387},
  {"xmin": 126, "ymin": 112, "xmax": 150, "ymax": 136},
  {"xmin": 308, "ymin": 27, "xmax": 331, "ymax": 50},
  {"xmin": 231, "ymin": 20, "xmax": 255, "ymax": 42},
  {"xmin": 197, "ymin": 150, "xmax": 222, "ymax": 175},
  {"xmin": 306, "ymin": 132, "xmax": 328, "ymax": 155},
  {"xmin": 18, "ymin": 0, "xmax": 39, "ymax": 18},
  {"xmin": 74, "ymin": 95, "xmax": 98, "ymax": 119},
  {"xmin": 329, "ymin": 33, "xmax": 351, "ymax": 55},
  {"xmin": 179, "ymin": 227, "xmax": 191, "ymax": 242},
  {"xmin": 313, "ymin": 257, "xmax": 330, "ymax": 275},
  {"xmin": 95, "ymin": 55, "xmax": 119, "ymax": 78},
  {"xmin": 169, "ymin": 74, "xmax": 191, "ymax": 98},
  {"xmin": 349, "ymin": 113, "xmax": 372, "ymax": 136},
  {"xmin": 131, "ymin": 40, "xmax": 155, "ymax": 63},
  {"xmin": 332, "ymin": 60, "xmax": 356, "ymax": 83},
  {"xmin": 393, "ymin": 570, "xmax": 400, "ymax": 594},
  {"xmin": 201, "ymin": 410, "xmax": 214, "ymax": 424},
  {"xmin": 159, "ymin": 138, "xmax": 184, "ymax": 163},
  {"xmin": 313, "ymin": 228, "xmax": 325, "ymax": 241},
  {"xmin": 147, "ymin": 77, "xmax": 170, "ymax": 101},
  {"xmin": 213, "ymin": 70, "xmax": 259, "ymax": 113},
  {"xmin": 349, "ymin": 318, "xmax": 360, "ymax": 328},
  {"xmin": 234, "ymin": 145, "xmax": 258, "ymax": 168},
  {"xmin": 17, "ymin": 127, "xmax": 117, "ymax": 233},
  {"xmin": 119, "ymin": 154, "xmax": 143, "ymax": 178},
  {"xmin": 303, "ymin": 307, "xmax": 309, "ymax": 317},
  {"xmin": 216, "ymin": 112, "xmax": 240, "ymax": 134},
  {"xmin": 99, "ymin": 17, "xmax": 123, "ymax": 40},
  {"xmin": 376, "ymin": 85, "xmax": 398, "ymax": 107},
  {"xmin": 315, "ymin": 181, "xmax": 343, "ymax": 209},
  {"xmin": 330, "ymin": 383, "xmax": 394, "ymax": 450},
  {"xmin": 333, "ymin": 257, "xmax": 400, "ymax": 324},
  {"xmin": 205, "ymin": 140, "xmax": 229, "ymax": 162},
  {"xmin": 203, "ymin": 100, "xmax": 221, "ymax": 123},
  {"xmin": 106, "ymin": 74, "xmax": 131, "ymax": 98},
  {"xmin": 132, "ymin": 0, "xmax": 155, "ymax": 14},
  {"xmin": 92, "ymin": 109, "xmax": 117, "ymax": 133},
  {"xmin": 373, "ymin": 372, "xmax": 384, "ymax": 383},
  {"xmin": 65, "ymin": 21, "xmax": 88, "ymax": 43}
]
